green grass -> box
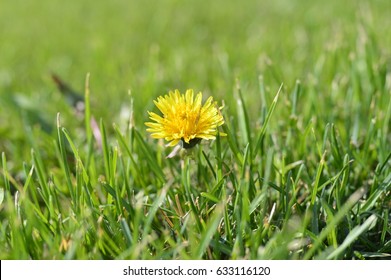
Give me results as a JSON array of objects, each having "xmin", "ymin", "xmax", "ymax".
[{"xmin": 0, "ymin": 0, "xmax": 390, "ymax": 260}]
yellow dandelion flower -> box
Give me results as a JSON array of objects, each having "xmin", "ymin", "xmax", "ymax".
[{"xmin": 145, "ymin": 89, "xmax": 225, "ymax": 148}]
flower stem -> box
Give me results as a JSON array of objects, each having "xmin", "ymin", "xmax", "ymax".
[{"xmin": 181, "ymin": 156, "xmax": 203, "ymax": 232}]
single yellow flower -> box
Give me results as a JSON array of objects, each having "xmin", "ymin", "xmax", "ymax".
[{"xmin": 145, "ymin": 89, "xmax": 225, "ymax": 148}]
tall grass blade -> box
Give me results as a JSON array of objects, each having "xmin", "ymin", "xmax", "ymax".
[{"xmin": 254, "ymin": 84, "xmax": 283, "ymax": 158}]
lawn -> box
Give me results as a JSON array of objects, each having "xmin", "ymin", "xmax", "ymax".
[{"xmin": 0, "ymin": 0, "xmax": 390, "ymax": 259}]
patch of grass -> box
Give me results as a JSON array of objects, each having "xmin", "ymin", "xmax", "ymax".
[{"xmin": 0, "ymin": 0, "xmax": 390, "ymax": 259}]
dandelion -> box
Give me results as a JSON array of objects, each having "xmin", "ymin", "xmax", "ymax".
[{"xmin": 145, "ymin": 89, "xmax": 225, "ymax": 148}]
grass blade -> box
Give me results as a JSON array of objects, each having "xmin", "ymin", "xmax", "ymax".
[
  {"xmin": 304, "ymin": 187, "xmax": 367, "ymax": 259},
  {"xmin": 254, "ymin": 83, "xmax": 283, "ymax": 158},
  {"xmin": 1, "ymin": 152, "xmax": 11, "ymax": 193},
  {"xmin": 195, "ymin": 203, "xmax": 224, "ymax": 259},
  {"xmin": 327, "ymin": 215, "xmax": 377, "ymax": 259}
]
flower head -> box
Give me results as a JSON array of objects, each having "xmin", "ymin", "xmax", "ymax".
[{"xmin": 145, "ymin": 89, "xmax": 225, "ymax": 148}]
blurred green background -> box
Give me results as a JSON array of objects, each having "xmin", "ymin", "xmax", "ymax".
[{"xmin": 1, "ymin": 0, "xmax": 391, "ymax": 155}]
